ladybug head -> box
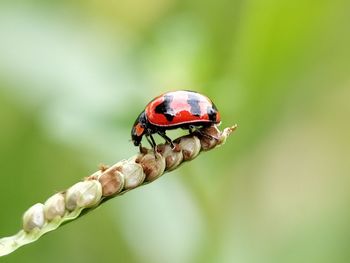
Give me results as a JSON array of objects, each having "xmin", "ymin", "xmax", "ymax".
[{"xmin": 131, "ymin": 111, "xmax": 148, "ymax": 146}]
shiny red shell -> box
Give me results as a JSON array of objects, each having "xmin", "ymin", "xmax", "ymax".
[{"xmin": 145, "ymin": 90, "xmax": 220, "ymax": 127}]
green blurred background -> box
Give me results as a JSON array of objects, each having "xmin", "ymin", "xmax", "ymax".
[{"xmin": 1, "ymin": 0, "xmax": 349, "ymax": 262}]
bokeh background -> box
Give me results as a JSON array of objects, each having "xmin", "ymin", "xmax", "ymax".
[{"xmin": 1, "ymin": 0, "xmax": 349, "ymax": 262}]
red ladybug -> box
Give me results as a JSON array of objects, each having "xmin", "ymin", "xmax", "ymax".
[{"xmin": 131, "ymin": 90, "xmax": 221, "ymax": 151}]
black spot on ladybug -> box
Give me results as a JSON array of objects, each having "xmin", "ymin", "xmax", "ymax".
[
  {"xmin": 155, "ymin": 94, "xmax": 175, "ymax": 121},
  {"xmin": 207, "ymin": 106, "xmax": 217, "ymax": 121},
  {"xmin": 187, "ymin": 93, "xmax": 201, "ymax": 116}
]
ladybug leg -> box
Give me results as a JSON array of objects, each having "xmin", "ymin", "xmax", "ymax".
[
  {"xmin": 157, "ymin": 131, "xmax": 175, "ymax": 149},
  {"xmin": 139, "ymin": 143, "xmax": 143, "ymax": 153},
  {"xmin": 143, "ymin": 134, "xmax": 158, "ymax": 158},
  {"xmin": 145, "ymin": 135, "xmax": 157, "ymax": 151},
  {"xmin": 188, "ymin": 125, "xmax": 195, "ymax": 134},
  {"xmin": 149, "ymin": 134, "xmax": 157, "ymax": 152}
]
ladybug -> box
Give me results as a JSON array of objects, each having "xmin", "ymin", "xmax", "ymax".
[{"xmin": 131, "ymin": 90, "xmax": 221, "ymax": 151}]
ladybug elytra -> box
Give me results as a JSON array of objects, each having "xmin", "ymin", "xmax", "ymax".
[{"xmin": 131, "ymin": 90, "xmax": 221, "ymax": 151}]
